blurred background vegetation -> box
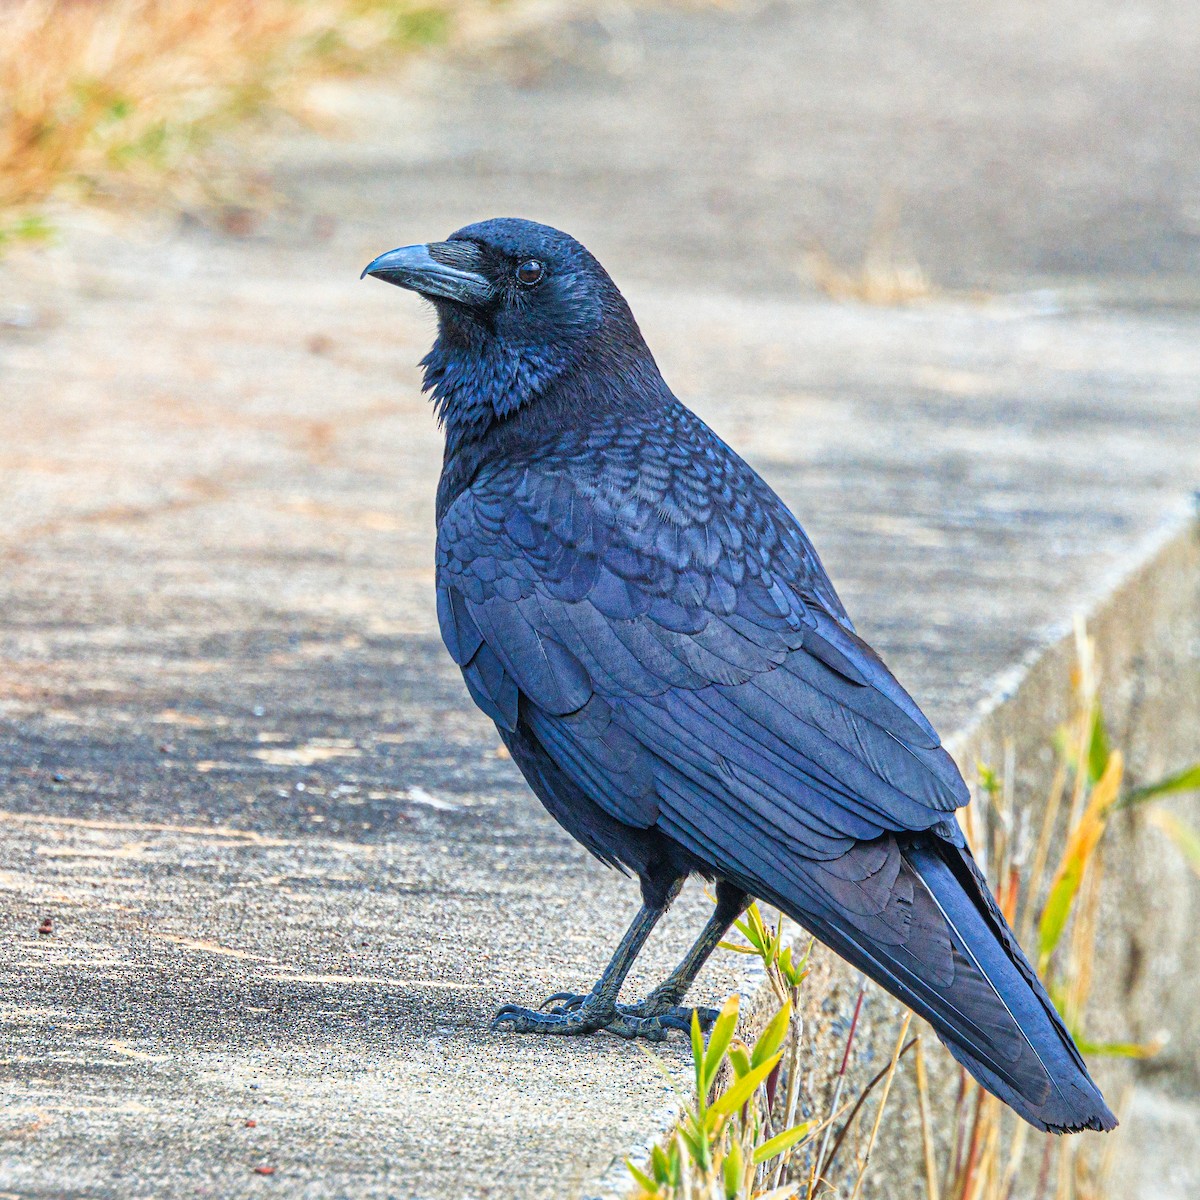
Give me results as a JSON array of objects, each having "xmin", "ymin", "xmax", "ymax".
[{"xmin": 0, "ymin": 0, "xmax": 496, "ymax": 248}]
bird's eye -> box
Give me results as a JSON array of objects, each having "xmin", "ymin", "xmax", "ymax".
[{"xmin": 515, "ymin": 259, "xmax": 545, "ymax": 286}]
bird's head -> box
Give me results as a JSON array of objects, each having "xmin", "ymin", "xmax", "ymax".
[{"xmin": 362, "ymin": 218, "xmax": 658, "ymax": 433}]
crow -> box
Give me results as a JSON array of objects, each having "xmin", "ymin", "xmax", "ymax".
[{"xmin": 362, "ymin": 218, "xmax": 1116, "ymax": 1134}]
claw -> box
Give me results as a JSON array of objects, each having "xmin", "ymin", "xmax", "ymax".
[
  {"xmin": 490, "ymin": 1003, "xmax": 530, "ymax": 1031},
  {"xmin": 539, "ymin": 990, "xmax": 588, "ymax": 1012},
  {"xmin": 652, "ymin": 1011, "xmax": 694, "ymax": 1033}
]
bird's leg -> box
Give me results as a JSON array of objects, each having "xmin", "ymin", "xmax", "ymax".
[
  {"xmin": 605, "ymin": 881, "xmax": 749, "ymax": 1039},
  {"xmin": 491, "ymin": 886, "xmax": 678, "ymax": 1036},
  {"xmin": 543, "ymin": 881, "xmax": 749, "ymax": 1041}
]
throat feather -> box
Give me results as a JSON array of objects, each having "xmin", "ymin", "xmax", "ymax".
[{"xmin": 422, "ymin": 338, "xmax": 564, "ymax": 449}]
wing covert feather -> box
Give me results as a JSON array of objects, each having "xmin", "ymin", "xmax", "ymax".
[{"xmin": 436, "ymin": 410, "xmax": 968, "ymax": 864}]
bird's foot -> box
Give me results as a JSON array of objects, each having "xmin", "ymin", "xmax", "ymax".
[
  {"xmin": 491, "ymin": 992, "xmax": 615, "ymax": 1036},
  {"xmin": 604, "ymin": 1009, "xmax": 699, "ymax": 1041},
  {"xmin": 525, "ymin": 989, "xmax": 719, "ymax": 1042},
  {"xmin": 611, "ymin": 997, "xmax": 721, "ymax": 1040}
]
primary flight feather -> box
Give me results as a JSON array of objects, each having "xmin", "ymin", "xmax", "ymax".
[{"xmin": 363, "ymin": 218, "xmax": 1115, "ymax": 1134}]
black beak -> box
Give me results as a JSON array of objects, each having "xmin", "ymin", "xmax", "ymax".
[{"xmin": 361, "ymin": 241, "xmax": 494, "ymax": 305}]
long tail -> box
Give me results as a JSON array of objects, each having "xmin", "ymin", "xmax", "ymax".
[{"xmin": 762, "ymin": 830, "xmax": 1117, "ymax": 1133}]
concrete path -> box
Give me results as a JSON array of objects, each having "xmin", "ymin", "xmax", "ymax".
[{"xmin": 2, "ymin": 2, "xmax": 1198, "ymax": 1197}]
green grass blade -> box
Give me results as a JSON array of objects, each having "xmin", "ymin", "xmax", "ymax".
[
  {"xmin": 717, "ymin": 941, "xmax": 762, "ymax": 954},
  {"xmin": 710, "ymin": 1052, "xmax": 781, "ymax": 1118},
  {"xmin": 1038, "ymin": 857, "xmax": 1083, "ymax": 970},
  {"xmin": 728, "ymin": 1045, "xmax": 752, "ymax": 1079},
  {"xmin": 1087, "ymin": 704, "xmax": 1111, "ymax": 782},
  {"xmin": 703, "ymin": 996, "xmax": 740, "ymax": 1094},
  {"xmin": 751, "ymin": 1001, "xmax": 792, "ymax": 1069},
  {"xmin": 751, "ymin": 1120, "xmax": 815, "ymax": 1165},
  {"xmin": 691, "ymin": 1009, "xmax": 706, "ymax": 1109},
  {"xmin": 722, "ymin": 1137, "xmax": 744, "ymax": 1199},
  {"xmin": 1077, "ymin": 1038, "xmax": 1163, "ymax": 1059},
  {"xmin": 1119, "ymin": 762, "xmax": 1200, "ymax": 809},
  {"xmin": 626, "ymin": 1159, "xmax": 657, "ymax": 1191}
]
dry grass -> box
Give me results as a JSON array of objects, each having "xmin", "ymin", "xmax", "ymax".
[
  {"xmin": 0, "ymin": 0, "xmax": 483, "ymax": 242},
  {"xmin": 805, "ymin": 194, "xmax": 933, "ymax": 306},
  {"xmin": 806, "ymin": 242, "xmax": 932, "ymax": 307}
]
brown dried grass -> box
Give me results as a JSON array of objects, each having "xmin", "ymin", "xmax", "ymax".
[
  {"xmin": 805, "ymin": 192, "xmax": 934, "ymax": 306},
  {"xmin": 0, "ymin": 0, "xmax": 472, "ymax": 231}
]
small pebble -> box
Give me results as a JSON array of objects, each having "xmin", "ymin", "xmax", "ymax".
[{"xmin": 38, "ymin": 917, "xmax": 53, "ymax": 936}]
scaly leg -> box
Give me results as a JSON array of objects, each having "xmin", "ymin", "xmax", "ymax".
[
  {"xmin": 491, "ymin": 880, "xmax": 682, "ymax": 1036},
  {"xmin": 541, "ymin": 881, "xmax": 750, "ymax": 1041}
]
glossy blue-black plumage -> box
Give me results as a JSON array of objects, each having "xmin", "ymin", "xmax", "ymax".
[{"xmin": 403, "ymin": 218, "xmax": 1115, "ymax": 1134}]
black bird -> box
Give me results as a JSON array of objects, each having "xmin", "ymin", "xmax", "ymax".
[{"xmin": 362, "ymin": 219, "xmax": 1116, "ymax": 1134}]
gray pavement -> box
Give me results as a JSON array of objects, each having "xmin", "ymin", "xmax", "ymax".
[
  {"xmin": 278, "ymin": 0, "xmax": 1200, "ymax": 300},
  {"xmin": 2, "ymin": 1, "xmax": 1199, "ymax": 1197}
]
